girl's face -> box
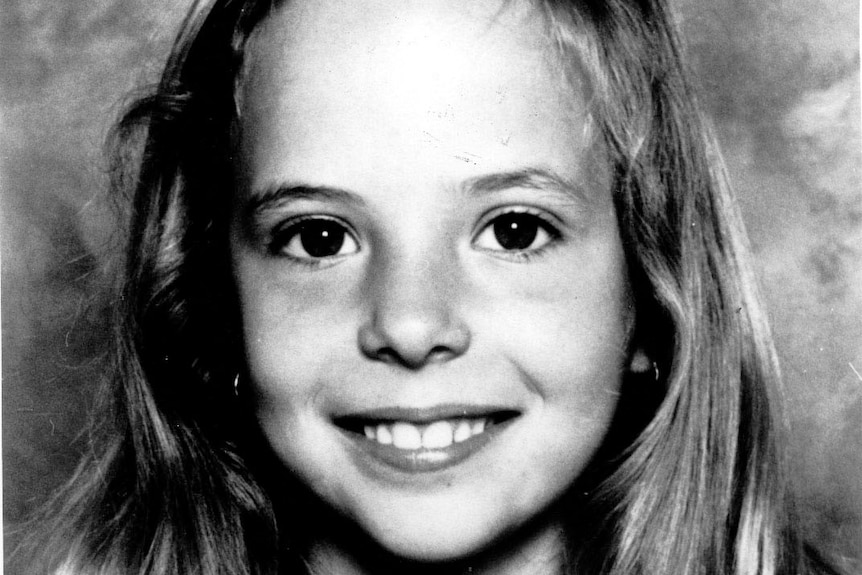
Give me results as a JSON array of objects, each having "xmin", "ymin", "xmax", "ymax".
[{"xmin": 231, "ymin": 0, "xmax": 634, "ymax": 567}]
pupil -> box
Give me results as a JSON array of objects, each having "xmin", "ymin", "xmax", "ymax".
[
  {"xmin": 300, "ymin": 221, "xmax": 345, "ymax": 257},
  {"xmin": 493, "ymin": 213, "xmax": 538, "ymax": 250}
]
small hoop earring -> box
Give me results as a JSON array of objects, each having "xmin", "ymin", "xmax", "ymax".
[
  {"xmin": 233, "ymin": 374, "xmax": 241, "ymax": 398},
  {"xmin": 652, "ymin": 361, "xmax": 660, "ymax": 383}
]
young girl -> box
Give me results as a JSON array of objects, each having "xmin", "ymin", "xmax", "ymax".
[{"xmin": 32, "ymin": 0, "xmax": 842, "ymax": 573}]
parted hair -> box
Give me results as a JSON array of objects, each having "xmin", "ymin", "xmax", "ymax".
[{"xmin": 30, "ymin": 0, "xmax": 838, "ymax": 573}]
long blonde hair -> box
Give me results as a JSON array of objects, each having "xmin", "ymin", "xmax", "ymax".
[
  {"xmin": 538, "ymin": 2, "xmax": 837, "ymax": 573},
  {"xmin": 30, "ymin": 0, "xmax": 838, "ymax": 573}
]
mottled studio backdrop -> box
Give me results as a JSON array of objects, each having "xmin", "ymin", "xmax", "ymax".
[{"xmin": 2, "ymin": 0, "xmax": 860, "ymax": 570}]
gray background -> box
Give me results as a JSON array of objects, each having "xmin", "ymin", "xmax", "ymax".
[{"xmin": 2, "ymin": 0, "xmax": 860, "ymax": 570}]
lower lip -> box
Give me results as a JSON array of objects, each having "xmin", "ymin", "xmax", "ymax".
[{"xmin": 345, "ymin": 419, "xmax": 515, "ymax": 474}]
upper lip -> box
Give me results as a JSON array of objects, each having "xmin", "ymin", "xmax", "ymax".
[{"xmin": 333, "ymin": 403, "xmax": 520, "ymax": 425}]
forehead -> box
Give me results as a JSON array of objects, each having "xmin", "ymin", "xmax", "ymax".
[
  {"xmin": 236, "ymin": 0, "xmax": 597, "ymax": 190},
  {"xmin": 245, "ymin": 0, "xmax": 551, "ymax": 78},
  {"xmin": 244, "ymin": 0, "xmax": 554, "ymax": 77}
]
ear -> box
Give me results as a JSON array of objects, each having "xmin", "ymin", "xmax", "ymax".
[{"xmin": 629, "ymin": 347, "xmax": 652, "ymax": 374}]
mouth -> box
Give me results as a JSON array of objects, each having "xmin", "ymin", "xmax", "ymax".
[{"xmin": 334, "ymin": 407, "xmax": 520, "ymax": 474}]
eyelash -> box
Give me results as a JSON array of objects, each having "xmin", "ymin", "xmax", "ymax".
[
  {"xmin": 268, "ymin": 215, "xmax": 360, "ymax": 267},
  {"xmin": 472, "ymin": 207, "xmax": 563, "ymax": 261},
  {"xmin": 266, "ymin": 207, "xmax": 562, "ymax": 266}
]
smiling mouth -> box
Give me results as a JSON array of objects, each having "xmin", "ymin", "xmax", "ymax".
[
  {"xmin": 337, "ymin": 411, "xmax": 517, "ymax": 450},
  {"xmin": 334, "ymin": 406, "xmax": 520, "ymax": 473},
  {"xmin": 336, "ymin": 409, "xmax": 519, "ymax": 449}
]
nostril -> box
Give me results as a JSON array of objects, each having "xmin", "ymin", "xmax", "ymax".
[
  {"xmin": 427, "ymin": 345, "xmax": 457, "ymax": 362},
  {"xmin": 373, "ymin": 347, "xmax": 401, "ymax": 365},
  {"xmin": 364, "ymin": 344, "xmax": 454, "ymax": 369},
  {"xmin": 357, "ymin": 321, "xmax": 471, "ymax": 369}
]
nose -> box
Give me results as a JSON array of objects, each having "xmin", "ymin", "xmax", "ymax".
[{"xmin": 358, "ymin": 252, "xmax": 471, "ymax": 369}]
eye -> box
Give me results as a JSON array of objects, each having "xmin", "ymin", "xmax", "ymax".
[
  {"xmin": 272, "ymin": 217, "xmax": 359, "ymax": 261},
  {"xmin": 474, "ymin": 210, "xmax": 559, "ymax": 253}
]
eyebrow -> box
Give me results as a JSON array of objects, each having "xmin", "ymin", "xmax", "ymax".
[
  {"xmin": 461, "ymin": 167, "xmax": 590, "ymax": 203},
  {"xmin": 244, "ymin": 184, "xmax": 366, "ymax": 221},
  {"xmin": 244, "ymin": 166, "xmax": 589, "ymax": 220}
]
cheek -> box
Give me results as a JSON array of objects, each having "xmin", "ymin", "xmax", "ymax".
[
  {"xmin": 479, "ymin": 245, "xmax": 632, "ymax": 392},
  {"xmin": 236, "ymin": 277, "xmax": 356, "ymax": 486},
  {"xmin": 234, "ymin": 261, "xmax": 359, "ymax": 403}
]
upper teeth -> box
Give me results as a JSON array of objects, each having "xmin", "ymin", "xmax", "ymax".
[{"xmin": 364, "ymin": 418, "xmax": 488, "ymax": 449}]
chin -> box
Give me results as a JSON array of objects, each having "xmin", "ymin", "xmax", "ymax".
[
  {"xmin": 374, "ymin": 525, "xmax": 498, "ymax": 563},
  {"xmin": 355, "ymin": 516, "xmax": 481, "ymax": 562},
  {"xmin": 351, "ymin": 494, "xmax": 555, "ymax": 567}
]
